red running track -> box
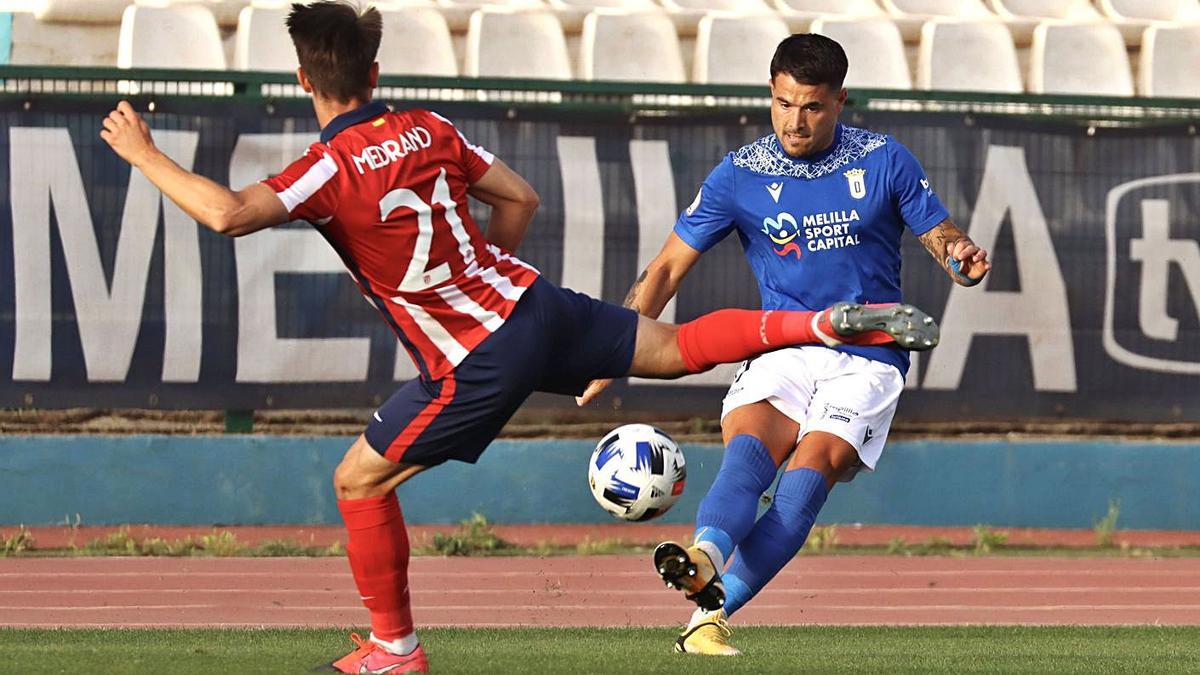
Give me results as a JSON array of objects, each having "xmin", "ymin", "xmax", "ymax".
[{"xmin": 2, "ymin": 556, "xmax": 1199, "ymax": 628}]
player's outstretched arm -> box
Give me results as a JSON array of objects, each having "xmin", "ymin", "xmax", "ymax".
[
  {"xmin": 917, "ymin": 219, "xmax": 991, "ymax": 286},
  {"xmin": 100, "ymin": 100, "xmax": 288, "ymax": 237},
  {"xmin": 576, "ymin": 233, "xmax": 702, "ymax": 406},
  {"xmin": 468, "ymin": 158, "xmax": 539, "ymax": 253}
]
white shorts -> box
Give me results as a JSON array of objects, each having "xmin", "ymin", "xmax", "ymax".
[{"xmin": 721, "ymin": 346, "xmax": 905, "ymax": 481}]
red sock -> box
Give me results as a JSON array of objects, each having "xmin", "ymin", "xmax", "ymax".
[
  {"xmin": 675, "ymin": 308, "xmax": 895, "ymax": 373},
  {"xmin": 338, "ymin": 493, "xmax": 414, "ymax": 642}
]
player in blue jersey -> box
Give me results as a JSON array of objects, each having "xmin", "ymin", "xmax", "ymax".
[{"xmin": 579, "ymin": 34, "xmax": 991, "ymax": 655}]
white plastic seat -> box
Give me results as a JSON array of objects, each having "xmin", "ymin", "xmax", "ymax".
[
  {"xmin": 917, "ymin": 19, "xmax": 1021, "ymax": 93},
  {"xmin": 770, "ymin": 0, "xmax": 885, "ymax": 31},
  {"xmin": 1098, "ymin": 0, "xmax": 1200, "ymax": 45},
  {"xmin": 377, "ymin": 6, "xmax": 458, "ymax": 76},
  {"xmin": 234, "ymin": 6, "xmax": 296, "ymax": 71},
  {"xmin": 1099, "ymin": 0, "xmax": 1200, "ymax": 22},
  {"xmin": 436, "ymin": 0, "xmax": 544, "ymax": 31},
  {"xmin": 465, "ymin": 8, "xmax": 571, "ymax": 79},
  {"xmin": 200, "ymin": 0, "xmax": 250, "ymax": 26},
  {"xmin": 657, "ymin": 0, "xmax": 772, "ymax": 36},
  {"xmin": 772, "ymin": 0, "xmax": 884, "ymax": 14},
  {"xmin": 809, "ymin": 17, "xmax": 912, "ymax": 90},
  {"xmin": 986, "ymin": 0, "xmax": 1100, "ymax": 44},
  {"xmin": 693, "ymin": 13, "xmax": 790, "ymax": 85},
  {"xmin": 1139, "ymin": 24, "xmax": 1200, "ymax": 98},
  {"xmin": 1028, "ymin": 22, "xmax": 1133, "ymax": 96},
  {"xmin": 880, "ymin": 0, "xmax": 994, "ymax": 41},
  {"xmin": 580, "ymin": 9, "xmax": 686, "ymax": 82},
  {"xmin": 35, "ymin": 0, "xmax": 130, "ymax": 23},
  {"xmin": 545, "ymin": 0, "xmax": 658, "ymax": 33},
  {"xmin": 119, "ymin": 4, "xmax": 227, "ymax": 70},
  {"xmin": 10, "ymin": 13, "xmax": 120, "ymax": 66}
]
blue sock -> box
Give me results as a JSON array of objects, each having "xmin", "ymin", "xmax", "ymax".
[
  {"xmin": 722, "ymin": 467, "xmax": 828, "ymax": 616},
  {"xmin": 692, "ymin": 434, "xmax": 779, "ymax": 566}
]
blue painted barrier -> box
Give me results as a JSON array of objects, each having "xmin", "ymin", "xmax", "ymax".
[{"xmin": 1, "ymin": 436, "xmax": 1197, "ymax": 529}]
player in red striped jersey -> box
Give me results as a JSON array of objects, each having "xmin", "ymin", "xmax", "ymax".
[{"xmin": 99, "ymin": 2, "xmax": 939, "ymax": 672}]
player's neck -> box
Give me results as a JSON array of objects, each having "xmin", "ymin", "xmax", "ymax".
[{"xmin": 312, "ymin": 94, "xmax": 372, "ymax": 130}]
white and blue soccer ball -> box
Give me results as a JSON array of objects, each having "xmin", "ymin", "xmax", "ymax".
[{"xmin": 588, "ymin": 424, "xmax": 687, "ymax": 522}]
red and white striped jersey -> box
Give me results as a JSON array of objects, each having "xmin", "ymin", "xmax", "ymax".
[{"xmin": 263, "ymin": 102, "xmax": 541, "ymax": 381}]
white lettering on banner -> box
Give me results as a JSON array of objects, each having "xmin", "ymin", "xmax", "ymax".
[
  {"xmin": 10, "ymin": 128, "xmax": 203, "ymax": 383},
  {"xmin": 229, "ymin": 133, "xmax": 371, "ymax": 382},
  {"xmin": 351, "ymin": 126, "xmax": 432, "ymax": 174},
  {"xmin": 557, "ymin": 136, "xmax": 605, "ymax": 299},
  {"xmin": 1130, "ymin": 200, "xmax": 1200, "ymax": 342},
  {"xmin": 1104, "ymin": 174, "xmax": 1200, "ymax": 374},
  {"xmin": 629, "ymin": 139, "xmax": 678, "ymax": 325},
  {"xmin": 924, "ymin": 145, "xmax": 1077, "ymax": 392}
]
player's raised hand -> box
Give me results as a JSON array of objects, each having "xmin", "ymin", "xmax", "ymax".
[
  {"xmin": 576, "ymin": 378, "xmax": 613, "ymax": 406},
  {"xmin": 100, "ymin": 100, "xmax": 158, "ymax": 168},
  {"xmin": 945, "ymin": 238, "xmax": 991, "ymax": 285}
]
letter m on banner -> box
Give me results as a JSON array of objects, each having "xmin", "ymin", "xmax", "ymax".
[{"xmin": 9, "ymin": 128, "xmax": 203, "ymax": 383}]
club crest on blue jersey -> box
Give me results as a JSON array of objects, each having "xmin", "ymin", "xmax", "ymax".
[
  {"xmin": 761, "ymin": 211, "xmax": 802, "ymax": 259},
  {"xmin": 844, "ymin": 167, "xmax": 867, "ymax": 199}
]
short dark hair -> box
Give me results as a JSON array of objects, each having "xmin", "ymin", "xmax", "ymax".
[
  {"xmin": 770, "ymin": 34, "xmax": 849, "ymax": 90},
  {"xmin": 287, "ymin": 1, "xmax": 382, "ymax": 103}
]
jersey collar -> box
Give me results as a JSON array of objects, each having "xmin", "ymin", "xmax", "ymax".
[
  {"xmin": 773, "ymin": 123, "xmax": 844, "ymax": 165},
  {"xmin": 320, "ymin": 100, "xmax": 389, "ymax": 143}
]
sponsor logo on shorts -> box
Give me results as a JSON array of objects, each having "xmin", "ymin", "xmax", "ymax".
[{"xmin": 823, "ymin": 403, "xmax": 860, "ymax": 420}]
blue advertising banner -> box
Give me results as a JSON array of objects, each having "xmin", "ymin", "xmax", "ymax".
[{"xmin": 1, "ymin": 99, "xmax": 1198, "ymax": 420}]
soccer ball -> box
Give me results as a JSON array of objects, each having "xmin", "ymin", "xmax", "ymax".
[{"xmin": 588, "ymin": 424, "xmax": 687, "ymax": 522}]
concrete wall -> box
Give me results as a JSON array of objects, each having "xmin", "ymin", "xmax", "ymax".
[{"xmin": 1, "ymin": 436, "xmax": 1197, "ymax": 529}]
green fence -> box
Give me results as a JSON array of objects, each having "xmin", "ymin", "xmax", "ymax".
[{"xmin": 2, "ymin": 65, "xmax": 1198, "ymax": 122}]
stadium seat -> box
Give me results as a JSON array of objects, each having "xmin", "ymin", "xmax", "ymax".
[
  {"xmin": 809, "ymin": 17, "xmax": 911, "ymax": 90},
  {"xmin": 1101, "ymin": 0, "xmax": 1200, "ymax": 20},
  {"xmin": 9, "ymin": 13, "xmax": 121, "ymax": 66},
  {"xmin": 1094, "ymin": 0, "xmax": 1200, "ymax": 45},
  {"xmin": 234, "ymin": 6, "xmax": 295, "ymax": 71},
  {"xmin": 917, "ymin": 19, "xmax": 1021, "ymax": 93},
  {"xmin": 198, "ymin": 0, "xmax": 249, "ymax": 27},
  {"xmin": 693, "ymin": 13, "xmax": 790, "ymax": 85},
  {"xmin": 464, "ymin": 8, "xmax": 571, "ymax": 79},
  {"xmin": 1139, "ymin": 24, "xmax": 1200, "ymax": 98},
  {"xmin": 986, "ymin": 0, "xmax": 1101, "ymax": 45},
  {"xmin": 35, "ymin": 0, "xmax": 129, "ymax": 23},
  {"xmin": 769, "ymin": 0, "xmax": 885, "ymax": 32},
  {"xmin": 880, "ymin": 0, "xmax": 995, "ymax": 41},
  {"xmin": 656, "ymin": 0, "xmax": 773, "ymax": 36},
  {"xmin": 378, "ymin": 6, "xmax": 458, "ymax": 76},
  {"xmin": 436, "ymin": 0, "xmax": 545, "ymax": 31},
  {"xmin": 118, "ymin": 4, "xmax": 227, "ymax": 70},
  {"xmin": 1028, "ymin": 22, "xmax": 1133, "ymax": 96},
  {"xmin": 544, "ymin": 0, "xmax": 659, "ymax": 33},
  {"xmin": 580, "ymin": 9, "xmax": 686, "ymax": 82}
]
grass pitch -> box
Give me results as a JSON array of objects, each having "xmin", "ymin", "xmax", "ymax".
[{"xmin": 2, "ymin": 626, "xmax": 1199, "ymax": 674}]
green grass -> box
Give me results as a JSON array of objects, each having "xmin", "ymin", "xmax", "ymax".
[{"xmin": 2, "ymin": 626, "xmax": 1199, "ymax": 674}]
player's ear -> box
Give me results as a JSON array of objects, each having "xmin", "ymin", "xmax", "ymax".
[
  {"xmin": 296, "ymin": 67, "xmax": 313, "ymax": 93},
  {"xmin": 368, "ymin": 62, "xmax": 380, "ymax": 90}
]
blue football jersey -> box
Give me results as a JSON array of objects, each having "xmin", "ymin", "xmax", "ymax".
[{"xmin": 674, "ymin": 124, "xmax": 948, "ymax": 373}]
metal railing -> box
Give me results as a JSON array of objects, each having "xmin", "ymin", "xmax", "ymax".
[{"xmin": 2, "ymin": 65, "xmax": 1198, "ymax": 124}]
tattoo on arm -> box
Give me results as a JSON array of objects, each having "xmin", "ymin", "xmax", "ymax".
[
  {"xmin": 918, "ymin": 228, "xmax": 952, "ymax": 274},
  {"xmin": 918, "ymin": 222, "xmax": 970, "ymax": 276},
  {"xmin": 623, "ymin": 269, "xmax": 648, "ymax": 310}
]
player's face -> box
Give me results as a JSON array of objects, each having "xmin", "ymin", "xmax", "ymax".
[{"xmin": 769, "ymin": 74, "xmax": 847, "ymax": 158}]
